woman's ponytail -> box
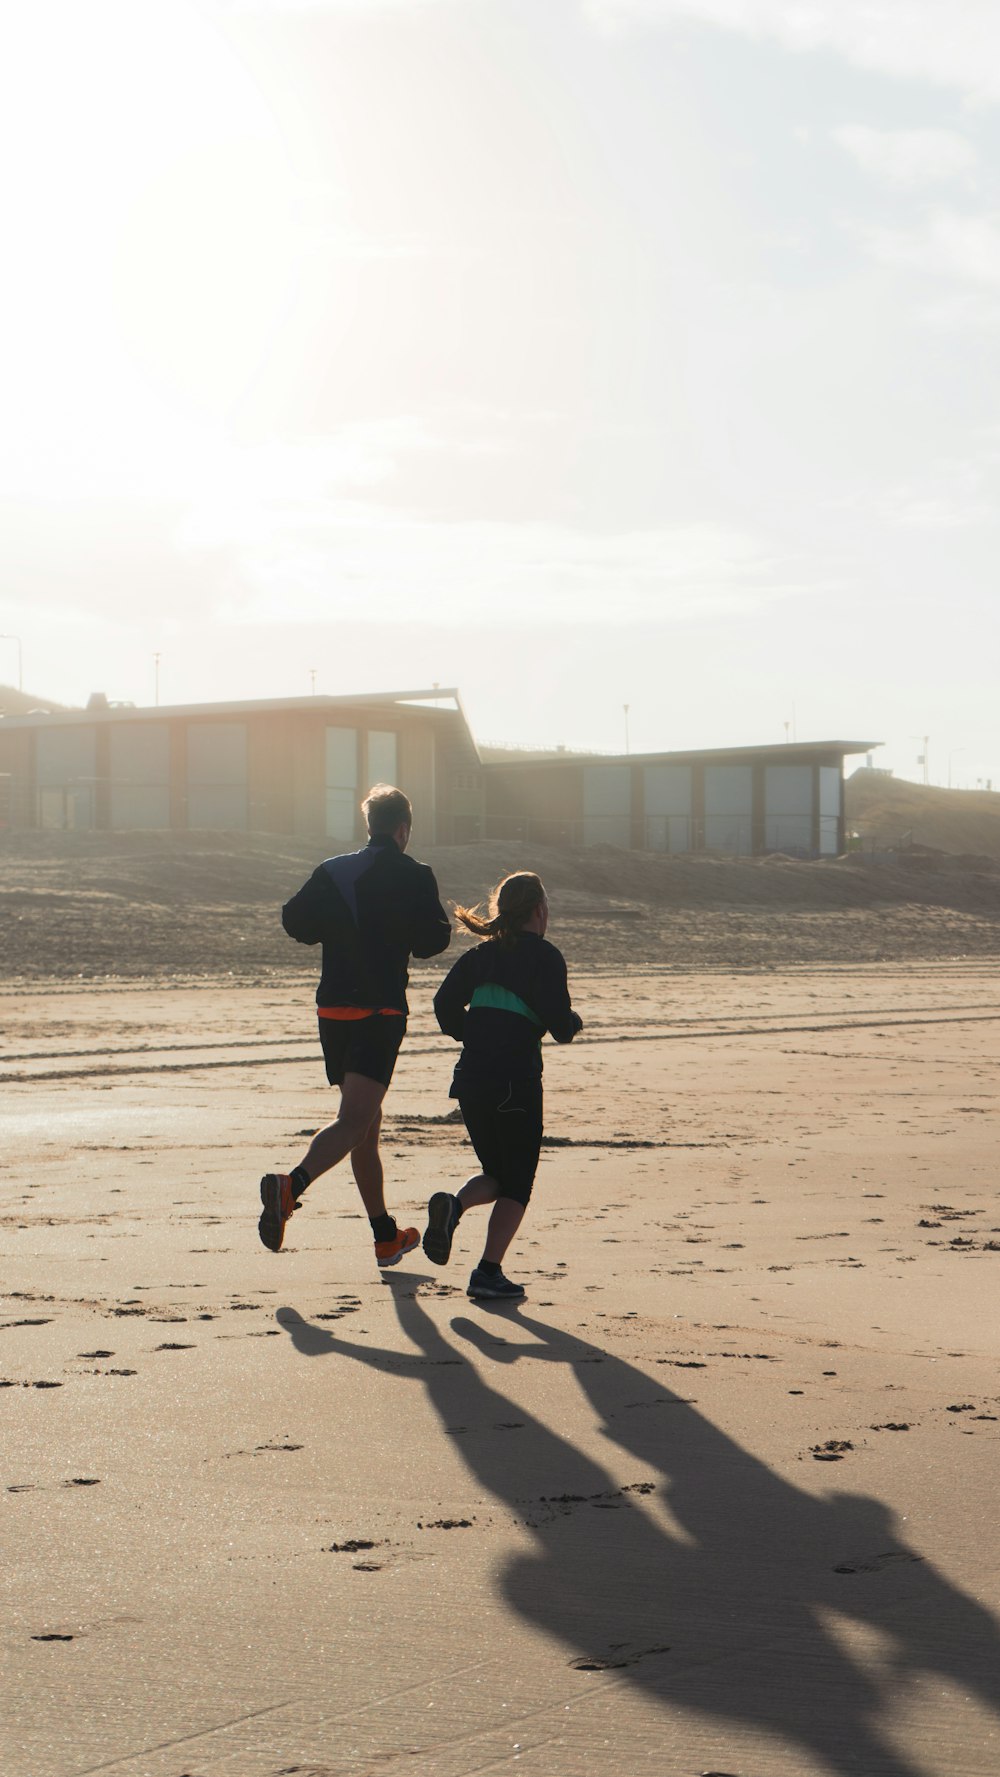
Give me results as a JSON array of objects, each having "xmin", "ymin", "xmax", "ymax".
[{"xmin": 454, "ymin": 872, "xmax": 546, "ymax": 949}]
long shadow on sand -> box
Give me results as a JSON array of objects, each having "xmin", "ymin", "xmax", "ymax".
[{"xmin": 278, "ymin": 1284, "xmax": 1000, "ymax": 1775}]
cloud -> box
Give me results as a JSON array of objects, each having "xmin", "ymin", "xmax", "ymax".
[
  {"xmin": 856, "ymin": 209, "xmax": 1000, "ymax": 286},
  {"xmin": 833, "ymin": 125, "xmax": 978, "ymax": 191},
  {"xmin": 584, "ymin": 1, "xmax": 1000, "ymax": 103},
  {"xmin": 215, "ymin": 505, "xmax": 818, "ymax": 627},
  {"xmin": 220, "ymin": 0, "xmax": 446, "ymax": 11},
  {"xmin": 915, "ymin": 289, "xmax": 1000, "ymax": 331}
]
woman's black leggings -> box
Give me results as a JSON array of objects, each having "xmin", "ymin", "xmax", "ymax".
[{"xmin": 456, "ymin": 1080, "xmax": 544, "ymax": 1208}]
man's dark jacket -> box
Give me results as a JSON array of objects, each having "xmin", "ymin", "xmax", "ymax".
[{"xmin": 281, "ymin": 834, "xmax": 451, "ymax": 1014}]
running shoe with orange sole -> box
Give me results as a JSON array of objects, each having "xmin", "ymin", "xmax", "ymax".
[
  {"xmin": 258, "ymin": 1173, "xmax": 297, "ymax": 1252},
  {"xmin": 375, "ymin": 1225, "xmax": 420, "ymax": 1267}
]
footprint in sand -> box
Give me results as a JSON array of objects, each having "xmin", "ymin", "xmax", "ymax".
[
  {"xmin": 833, "ymin": 1551, "xmax": 924, "ymax": 1576},
  {"xmin": 811, "ymin": 1440, "xmax": 854, "ymax": 1461},
  {"xmin": 570, "ymin": 1642, "xmax": 670, "ymax": 1671}
]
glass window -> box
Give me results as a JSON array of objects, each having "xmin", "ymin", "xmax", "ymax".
[
  {"xmin": 819, "ymin": 767, "xmax": 841, "ymax": 817},
  {"xmin": 819, "ymin": 767, "xmax": 841, "ymax": 855},
  {"xmin": 186, "ymin": 724, "xmax": 248, "ymax": 829},
  {"xmin": 583, "ymin": 766, "xmax": 631, "ymax": 847},
  {"xmin": 765, "ymin": 765, "xmax": 813, "ymax": 855},
  {"xmin": 325, "ymin": 727, "xmax": 358, "ymax": 788},
  {"xmin": 36, "ymin": 726, "xmax": 97, "ymax": 830},
  {"xmin": 644, "ymin": 765, "xmax": 692, "ymax": 852},
  {"xmin": 366, "ymin": 730, "xmax": 397, "ymax": 787},
  {"xmin": 704, "ymin": 765, "xmax": 752, "ymax": 855},
  {"xmin": 110, "ymin": 723, "xmax": 170, "ymax": 829},
  {"xmin": 325, "ymin": 727, "xmax": 358, "ymax": 842}
]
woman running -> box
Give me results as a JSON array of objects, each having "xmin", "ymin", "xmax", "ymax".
[{"xmin": 424, "ymin": 871, "xmax": 583, "ymax": 1300}]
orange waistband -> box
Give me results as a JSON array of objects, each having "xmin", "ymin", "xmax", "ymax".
[{"xmin": 317, "ymin": 1006, "xmax": 403, "ymax": 1021}]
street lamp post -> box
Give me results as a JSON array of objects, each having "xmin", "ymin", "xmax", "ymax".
[
  {"xmin": 0, "ymin": 633, "xmax": 22, "ymax": 692},
  {"xmin": 911, "ymin": 735, "xmax": 930, "ymax": 786}
]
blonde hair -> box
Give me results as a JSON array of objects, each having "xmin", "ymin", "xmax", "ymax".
[
  {"xmin": 362, "ymin": 784, "xmax": 412, "ymax": 836},
  {"xmin": 455, "ymin": 872, "xmax": 545, "ymax": 949}
]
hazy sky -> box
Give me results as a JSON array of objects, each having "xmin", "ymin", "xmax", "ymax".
[{"xmin": 3, "ymin": 0, "xmax": 999, "ymax": 782}]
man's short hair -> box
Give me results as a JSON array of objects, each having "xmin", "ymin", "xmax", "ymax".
[{"xmin": 363, "ymin": 784, "xmax": 412, "ymax": 836}]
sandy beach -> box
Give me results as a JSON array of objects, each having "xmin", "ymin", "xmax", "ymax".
[{"xmin": 6, "ymin": 954, "xmax": 1000, "ymax": 1777}]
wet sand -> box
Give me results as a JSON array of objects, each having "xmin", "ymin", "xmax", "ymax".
[{"xmin": 5, "ymin": 964, "xmax": 1000, "ymax": 1776}]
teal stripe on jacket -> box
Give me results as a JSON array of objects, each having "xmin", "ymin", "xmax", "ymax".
[{"xmin": 469, "ymin": 982, "xmax": 544, "ymax": 1027}]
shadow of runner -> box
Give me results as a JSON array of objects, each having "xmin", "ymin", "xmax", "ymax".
[{"xmin": 276, "ymin": 1290, "xmax": 1000, "ymax": 1776}]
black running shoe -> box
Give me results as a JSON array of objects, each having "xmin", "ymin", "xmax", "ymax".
[
  {"xmin": 259, "ymin": 1173, "xmax": 297, "ymax": 1252},
  {"xmin": 467, "ymin": 1267, "xmax": 525, "ymax": 1301},
  {"xmin": 423, "ymin": 1192, "xmax": 459, "ymax": 1266}
]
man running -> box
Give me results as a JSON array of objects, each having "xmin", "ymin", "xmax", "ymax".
[{"xmin": 257, "ymin": 783, "xmax": 451, "ymax": 1264}]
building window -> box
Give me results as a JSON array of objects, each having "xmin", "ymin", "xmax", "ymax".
[
  {"xmin": 187, "ymin": 724, "xmax": 248, "ymax": 830},
  {"xmin": 819, "ymin": 766, "xmax": 841, "ymax": 856},
  {"xmin": 643, "ymin": 765, "xmax": 692, "ymax": 853},
  {"xmin": 37, "ymin": 725, "xmax": 97, "ymax": 830},
  {"xmin": 326, "ymin": 727, "xmax": 358, "ymax": 841},
  {"xmin": 704, "ymin": 766, "xmax": 753, "ymax": 855},
  {"xmin": 764, "ymin": 765, "xmax": 813, "ymax": 856},
  {"xmin": 110, "ymin": 722, "xmax": 170, "ymax": 829},
  {"xmin": 583, "ymin": 765, "xmax": 631, "ymax": 847},
  {"xmin": 366, "ymin": 730, "xmax": 397, "ymax": 788}
]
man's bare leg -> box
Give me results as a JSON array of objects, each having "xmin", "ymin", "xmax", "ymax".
[
  {"xmin": 296, "ymin": 1073, "xmax": 386, "ymax": 1187},
  {"xmin": 289, "ymin": 1077, "xmax": 417, "ymax": 1264},
  {"xmin": 350, "ymin": 1105, "xmax": 386, "ymax": 1220}
]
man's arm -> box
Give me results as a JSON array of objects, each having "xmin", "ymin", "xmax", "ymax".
[
  {"xmin": 410, "ymin": 865, "xmax": 452, "ymax": 959},
  {"xmin": 281, "ymin": 868, "xmax": 330, "ymax": 946}
]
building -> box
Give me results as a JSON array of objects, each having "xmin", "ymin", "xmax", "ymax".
[
  {"xmin": 482, "ymin": 740, "xmax": 877, "ymax": 857},
  {"xmin": 0, "ymin": 686, "xmax": 876, "ymax": 857},
  {"xmin": 0, "ymin": 688, "xmax": 482, "ymax": 848}
]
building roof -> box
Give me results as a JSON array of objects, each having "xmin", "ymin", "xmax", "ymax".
[
  {"xmin": 487, "ymin": 740, "xmax": 881, "ymax": 769},
  {"xmin": 0, "ymin": 686, "xmax": 875, "ymax": 774},
  {"xmin": 0, "ymin": 685, "xmax": 471, "ymax": 726}
]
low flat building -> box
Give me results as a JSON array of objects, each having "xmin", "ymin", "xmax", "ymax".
[
  {"xmin": 0, "ymin": 688, "xmax": 481, "ymax": 848},
  {"xmin": 0, "ymin": 686, "xmax": 876, "ymax": 857},
  {"xmin": 483, "ymin": 740, "xmax": 877, "ymax": 858}
]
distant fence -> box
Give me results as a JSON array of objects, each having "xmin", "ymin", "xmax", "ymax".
[{"xmin": 481, "ymin": 814, "xmax": 819, "ymax": 858}]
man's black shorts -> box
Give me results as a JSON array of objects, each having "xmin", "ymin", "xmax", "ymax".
[
  {"xmin": 455, "ymin": 1079, "xmax": 543, "ymax": 1208},
  {"xmin": 318, "ymin": 1014, "xmax": 406, "ymax": 1088}
]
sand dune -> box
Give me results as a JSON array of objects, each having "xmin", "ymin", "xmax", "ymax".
[{"xmin": 3, "ymin": 827, "xmax": 1000, "ymax": 983}]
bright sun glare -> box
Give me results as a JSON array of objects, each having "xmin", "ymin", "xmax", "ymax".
[{"xmin": 2, "ymin": 1, "xmax": 303, "ymax": 493}]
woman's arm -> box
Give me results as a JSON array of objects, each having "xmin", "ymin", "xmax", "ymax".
[
  {"xmin": 433, "ymin": 947, "xmax": 477, "ymax": 1041},
  {"xmin": 534, "ymin": 944, "xmax": 582, "ymax": 1044}
]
